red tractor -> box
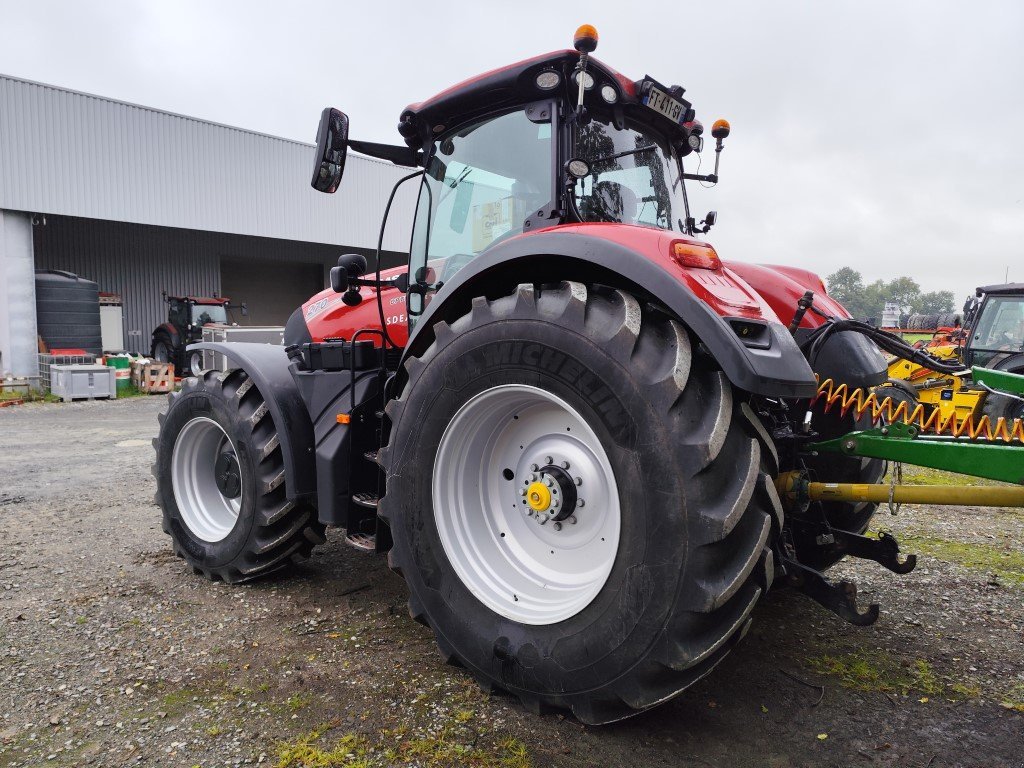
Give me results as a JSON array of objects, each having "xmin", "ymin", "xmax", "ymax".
[
  {"xmin": 154, "ymin": 26, "xmax": 907, "ymax": 723},
  {"xmin": 151, "ymin": 294, "xmax": 244, "ymax": 376}
]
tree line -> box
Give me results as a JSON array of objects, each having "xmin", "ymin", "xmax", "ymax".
[{"xmin": 824, "ymin": 267, "xmax": 957, "ymax": 323}]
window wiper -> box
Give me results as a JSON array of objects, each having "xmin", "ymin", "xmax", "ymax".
[{"xmin": 439, "ymin": 167, "xmax": 473, "ymax": 204}]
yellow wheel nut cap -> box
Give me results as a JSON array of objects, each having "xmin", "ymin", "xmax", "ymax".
[{"xmin": 526, "ymin": 481, "xmax": 552, "ymax": 512}]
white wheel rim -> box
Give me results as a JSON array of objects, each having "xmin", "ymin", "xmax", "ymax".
[
  {"xmin": 190, "ymin": 352, "xmax": 203, "ymax": 376},
  {"xmin": 433, "ymin": 385, "xmax": 621, "ymax": 625},
  {"xmin": 171, "ymin": 417, "xmax": 242, "ymax": 542}
]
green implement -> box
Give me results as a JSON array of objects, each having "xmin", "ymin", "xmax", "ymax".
[
  {"xmin": 973, "ymin": 365, "xmax": 1024, "ymax": 397},
  {"xmin": 811, "ymin": 420, "xmax": 1024, "ymax": 486}
]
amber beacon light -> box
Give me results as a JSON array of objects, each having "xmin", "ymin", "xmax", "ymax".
[{"xmin": 573, "ymin": 24, "xmax": 599, "ymax": 53}]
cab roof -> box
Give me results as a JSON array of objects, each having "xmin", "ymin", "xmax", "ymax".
[
  {"xmin": 978, "ymin": 283, "xmax": 1024, "ymax": 296},
  {"xmin": 397, "ymin": 49, "xmax": 691, "ymax": 149},
  {"xmin": 170, "ymin": 296, "xmax": 229, "ymax": 305}
]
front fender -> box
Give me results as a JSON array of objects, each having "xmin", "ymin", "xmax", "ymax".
[
  {"xmin": 405, "ymin": 230, "xmax": 818, "ymax": 399},
  {"xmin": 187, "ymin": 342, "xmax": 316, "ymax": 500}
]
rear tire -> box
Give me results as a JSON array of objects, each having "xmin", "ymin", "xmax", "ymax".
[
  {"xmin": 981, "ymin": 366, "xmax": 1024, "ymax": 425},
  {"xmin": 152, "ymin": 334, "xmax": 173, "ymax": 364},
  {"xmin": 379, "ymin": 282, "xmax": 780, "ymax": 724},
  {"xmin": 153, "ymin": 369, "xmax": 325, "ymax": 582}
]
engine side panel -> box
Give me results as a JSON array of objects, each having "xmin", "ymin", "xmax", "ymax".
[
  {"xmin": 724, "ymin": 261, "xmax": 851, "ymax": 329},
  {"xmin": 727, "ymin": 261, "xmax": 887, "ymax": 388},
  {"xmin": 299, "ymin": 265, "xmax": 410, "ymax": 348}
]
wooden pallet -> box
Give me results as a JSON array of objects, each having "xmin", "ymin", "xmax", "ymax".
[{"xmin": 132, "ymin": 362, "xmax": 175, "ymax": 393}]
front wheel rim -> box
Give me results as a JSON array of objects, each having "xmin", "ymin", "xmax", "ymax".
[
  {"xmin": 433, "ymin": 384, "xmax": 621, "ymax": 625},
  {"xmin": 171, "ymin": 417, "xmax": 242, "ymax": 542}
]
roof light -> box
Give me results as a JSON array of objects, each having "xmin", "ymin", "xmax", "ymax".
[
  {"xmin": 671, "ymin": 241, "xmax": 722, "ymax": 271},
  {"xmin": 572, "ymin": 71, "xmax": 595, "ymax": 90},
  {"xmin": 535, "ymin": 71, "xmax": 561, "ymax": 90},
  {"xmin": 600, "ymin": 84, "xmax": 618, "ymax": 103},
  {"xmin": 712, "ymin": 119, "xmax": 731, "ymax": 139},
  {"xmin": 574, "ymin": 24, "xmax": 599, "ymax": 53}
]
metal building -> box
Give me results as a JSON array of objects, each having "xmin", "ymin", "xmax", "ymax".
[{"xmin": 0, "ymin": 73, "xmax": 416, "ymax": 379}]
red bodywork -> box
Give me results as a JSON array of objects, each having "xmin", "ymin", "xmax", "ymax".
[
  {"xmin": 300, "ymin": 225, "xmax": 838, "ymax": 345},
  {"xmin": 302, "ymin": 266, "xmax": 410, "ymax": 347}
]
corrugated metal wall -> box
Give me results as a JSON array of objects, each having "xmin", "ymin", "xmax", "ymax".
[
  {"xmin": 0, "ymin": 74, "xmax": 417, "ymax": 251},
  {"xmin": 33, "ymin": 215, "xmax": 404, "ymax": 354}
]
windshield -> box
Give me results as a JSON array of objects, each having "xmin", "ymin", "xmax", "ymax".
[
  {"xmin": 972, "ymin": 296, "xmax": 1024, "ymax": 352},
  {"xmin": 572, "ymin": 116, "xmax": 687, "ymax": 232},
  {"xmin": 191, "ymin": 304, "xmax": 227, "ymax": 325}
]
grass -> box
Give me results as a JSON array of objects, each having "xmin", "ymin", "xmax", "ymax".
[
  {"xmin": 273, "ymin": 722, "xmax": 532, "ymax": 768},
  {"xmin": 807, "ymin": 652, "xmax": 942, "ymax": 696},
  {"xmin": 0, "ymin": 388, "xmax": 60, "ymax": 403},
  {"xmin": 886, "ymin": 465, "xmax": 1009, "ymax": 488},
  {"xmin": 899, "ymin": 532, "xmax": 1024, "ymax": 586},
  {"xmin": 286, "ymin": 693, "xmax": 312, "ymax": 712},
  {"xmin": 1001, "ymin": 684, "xmax": 1024, "ymax": 712}
]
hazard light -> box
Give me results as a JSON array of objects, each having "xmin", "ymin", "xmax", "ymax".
[
  {"xmin": 574, "ymin": 24, "xmax": 599, "ymax": 53},
  {"xmin": 671, "ymin": 241, "xmax": 721, "ymax": 271}
]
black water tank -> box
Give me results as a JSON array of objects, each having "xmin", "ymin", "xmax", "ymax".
[{"xmin": 35, "ymin": 270, "xmax": 102, "ymax": 356}]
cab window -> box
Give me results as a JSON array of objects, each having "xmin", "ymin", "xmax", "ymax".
[
  {"xmin": 974, "ymin": 296, "xmax": 1024, "ymax": 351},
  {"xmin": 409, "ymin": 109, "xmax": 553, "ymax": 317}
]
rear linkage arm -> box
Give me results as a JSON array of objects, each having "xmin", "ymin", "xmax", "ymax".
[{"xmin": 781, "ymin": 558, "xmax": 880, "ymax": 626}]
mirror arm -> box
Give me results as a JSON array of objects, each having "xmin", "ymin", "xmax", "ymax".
[
  {"xmin": 349, "ymin": 274, "xmax": 409, "ymax": 291},
  {"xmin": 348, "ymin": 140, "xmax": 422, "ymax": 167}
]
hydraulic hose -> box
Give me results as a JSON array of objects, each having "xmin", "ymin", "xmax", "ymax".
[{"xmin": 800, "ymin": 318, "xmax": 969, "ymax": 377}]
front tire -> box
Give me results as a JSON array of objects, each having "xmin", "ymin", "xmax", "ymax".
[
  {"xmin": 153, "ymin": 369, "xmax": 325, "ymax": 582},
  {"xmin": 379, "ymin": 282, "xmax": 780, "ymax": 723}
]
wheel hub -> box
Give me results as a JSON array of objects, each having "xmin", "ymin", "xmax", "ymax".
[
  {"xmin": 521, "ymin": 464, "xmax": 579, "ymax": 524},
  {"xmin": 214, "ymin": 451, "xmax": 241, "ymax": 499}
]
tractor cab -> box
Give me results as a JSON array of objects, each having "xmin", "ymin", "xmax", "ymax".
[
  {"xmin": 310, "ymin": 25, "xmax": 730, "ymax": 325},
  {"xmin": 963, "ymin": 283, "xmax": 1024, "ymax": 369},
  {"xmin": 168, "ymin": 296, "xmax": 230, "ymax": 332}
]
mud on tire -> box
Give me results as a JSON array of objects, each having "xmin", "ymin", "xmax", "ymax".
[
  {"xmin": 153, "ymin": 369, "xmax": 325, "ymax": 582},
  {"xmin": 379, "ymin": 282, "xmax": 782, "ymax": 724}
]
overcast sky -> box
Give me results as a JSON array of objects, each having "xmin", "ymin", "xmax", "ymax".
[{"xmin": 1, "ymin": 0, "xmax": 1021, "ymax": 300}]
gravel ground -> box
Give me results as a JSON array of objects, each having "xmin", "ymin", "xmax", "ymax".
[{"xmin": 0, "ymin": 396, "xmax": 1021, "ymax": 768}]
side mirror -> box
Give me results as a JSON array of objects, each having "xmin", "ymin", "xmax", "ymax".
[
  {"xmin": 240, "ymin": 302, "xmax": 248, "ymax": 317},
  {"xmin": 699, "ymin": 210, "xmax": 717, "ymax": 233},
  {"xmin": 338, "ymin": 252, "xmax": 367, "ymax": 278},
  {"xmin": 330, "ymin": 253, "xmax": 369, "ymax": 300},
  {"xmin": 311, "ymin": 107, "xmax": 349, "ymax": 193}
]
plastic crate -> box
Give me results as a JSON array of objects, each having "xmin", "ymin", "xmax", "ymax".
[{"xmin": 49, "ymin": 364, "xmax": 116, "ymax": 402}]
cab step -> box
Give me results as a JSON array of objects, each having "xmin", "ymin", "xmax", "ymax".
[
  {"xmin": 344, "ymin": 532, "xmax": 376, "ymax": 552},
  {"xmin": 352, "ymin": 492, "xmax": 379, "ymax": 509}
]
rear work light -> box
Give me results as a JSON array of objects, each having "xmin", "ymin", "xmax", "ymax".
[{"xmin": 671, "ymin": 240, "xmax": 721, "ymax": 270}]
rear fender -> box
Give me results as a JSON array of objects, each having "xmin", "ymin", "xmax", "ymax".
[
  {"xmin": 153, "ymin": 322, "xmax": 180, "ymax": 347},
  {"xmin": 187, "ymin": 342, "xmax": 316, "ymax": 500},
  {"xmin": 402, "ymin": 230, "xmax": 818, "ymax": 399}
]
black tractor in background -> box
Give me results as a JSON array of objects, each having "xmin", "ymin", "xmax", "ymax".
[{"xmin": 150, "ymin": 294, "xmax": 245, "ymax": 375}]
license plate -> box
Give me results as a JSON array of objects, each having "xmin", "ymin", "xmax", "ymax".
[{"xmin": 643, "ymin": 85, "xmax": 686, "ymax": 123}]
